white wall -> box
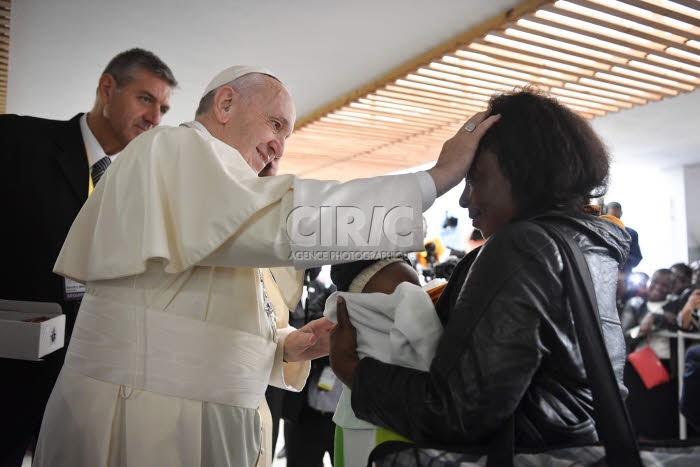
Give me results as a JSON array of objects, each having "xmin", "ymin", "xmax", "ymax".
[
  {"xmin": 606, "ymin": 163, "xmax": 688, "ymax": 275},
  {"xmin": 684, "ymin": 163, "xmax": 700, "ymax": 263}
]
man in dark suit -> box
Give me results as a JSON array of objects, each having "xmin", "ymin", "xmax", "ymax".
[
  {"xmin": 604, "ymin": 201, "xmax": 643, "ymax": 272},
  {"xmin": 0, "ymin": 48, "xmax": 177, "ymax": 467},
  {"xmin": 682, "ymin": 344, "xmax": 700, "ymax": 434}
]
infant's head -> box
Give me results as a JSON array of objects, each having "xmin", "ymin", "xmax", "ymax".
[{"xmin": 330, "ymin": 256, "xmax": 419, "ymax": 294}]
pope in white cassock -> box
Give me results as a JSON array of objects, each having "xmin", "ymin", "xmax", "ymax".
[{"xmin": 33, "ymin": 65, "xmax": 499, "ymax": 467}]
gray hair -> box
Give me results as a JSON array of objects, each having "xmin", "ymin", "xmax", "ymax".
[{"xmin": 103, "ymin": 48, "xmax": 178, "ymax": 90}]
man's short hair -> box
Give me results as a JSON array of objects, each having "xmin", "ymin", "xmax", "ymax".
[
  {"xmin": 103, "ymin": 48, "xmax": 177, "ymax": 89},
  {"xmin": 196, "ymin": 89, "xmax": 218, "ymax": 117},
  {"xmin": 605, "ymin": 201, "xmax": 622, "ymax": 214},
  {"xmin": 652, "ymin": 268, "xmax": 674, "ymax": 279},
  {"xmin": 671, "ymin": 263, "xmax": 693, "ymax": 280}
]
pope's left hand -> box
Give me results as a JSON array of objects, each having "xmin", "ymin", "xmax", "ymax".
[
  {"xmin": 283, "ymin": 317, "xmax": 335, "ymax": 362},
  {"xmin": 329, "ymin": 297, "xmax": 359, "ymax": 387}
]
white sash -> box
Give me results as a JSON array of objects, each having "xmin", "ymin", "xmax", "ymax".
[{"xmin": 66, "ymin": 293, "xmax": 276, "ymax": 408}]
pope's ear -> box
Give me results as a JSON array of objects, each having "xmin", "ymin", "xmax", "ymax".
[{"xmin": 212, "ymin": 86, "xmax": 236, "ymax": 124}]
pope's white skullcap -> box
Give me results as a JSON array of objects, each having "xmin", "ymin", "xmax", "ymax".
[{"xmin": 201, "ymin": 65, "xmax": 281, "ymax": 98}]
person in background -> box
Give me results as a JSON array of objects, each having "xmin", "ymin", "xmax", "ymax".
[
  {"xmin": 416, "ymin": 215, "xmax": 446, "ymax": 283},
  {"xmin": 604, "ymin": 201, "xmax": 642, "ymax": 273},
  {"xmin": 439, "ymin": 213, "xmax": 466, "ymax": 256},
  {"xmin": 623, "ymin": 271, "xmax": 650, "ymax": 303},
  {"xmin": 620, "ymin": 268, "xmax": 676, "ymax": 350},
  {"xmin": 282, "ymin": 267, "xmax": 338, "ymax": 467},
  {"xmin": 676, "ymin": 288, "xmax": 700, "ymax": 330},
  {"xmin": 681, "ymin": 344, "xmax": 700, "ymax": 434},
  {"xmin": 330, "ymin": 88, "xmax": 629, "ymax": 450},
  {"xmin": 670, "ymin": 262, "xmax": 693, "ymax": 299},
  {"xmin": 0, "ymin": 47, "xmax": 176, "ymax": 467},
  {"xmin": 620, "ymin": 268, "xmax": 680, "ymax": 440},
  {"xmin": 667, "ymin": 262, "xmax": 699, "ymax": 332}
]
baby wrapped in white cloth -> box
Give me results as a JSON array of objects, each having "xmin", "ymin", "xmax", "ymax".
[{"xmin": 324, "ymin": 257, "xmax": 445, "ymax": 467}]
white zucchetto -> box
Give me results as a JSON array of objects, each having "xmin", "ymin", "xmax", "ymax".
[{"xmin": 201, "ymin": 65, "xmax": 282, "ymax": 98}]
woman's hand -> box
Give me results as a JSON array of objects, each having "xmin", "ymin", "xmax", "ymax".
[
  {"xmin": 427, "ymin": 111, "xmax": 501, "ymax": 196},
  {"xmin": 283, "ymin": 317, "xmax": 335, "ymax": 362},
  {"xmin": 329, "ymin": 297, "xmax": 359, "ymax": 387}
]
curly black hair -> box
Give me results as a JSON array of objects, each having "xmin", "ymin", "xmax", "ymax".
[{"xmin": 476, "ymin": 87, "xmax": 610, "ymax": 216}]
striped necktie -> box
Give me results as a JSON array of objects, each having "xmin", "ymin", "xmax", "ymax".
[{"xmin": 91, "ymin": 156, "xmax": 112, "ymax": 186}]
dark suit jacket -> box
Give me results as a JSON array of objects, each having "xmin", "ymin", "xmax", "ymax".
[
  {"xmin": 624, "ymin": 226, "xmax": 642, "ymax": 272},
  {"xmin": 0, "ymin": 113, "xmax": 89, "ymax": 311},
  {"xmin": 0, "ymin": 113, "xmax": 89, "ymax": 459},
  {"xmin": 681, "ymin": 344, "xmax": 700, "ymax": 432}
]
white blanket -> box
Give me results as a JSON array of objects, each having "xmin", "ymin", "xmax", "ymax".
[{"xmin": 324, "ymin": 281, "xmax": 443, "ymax": 429}]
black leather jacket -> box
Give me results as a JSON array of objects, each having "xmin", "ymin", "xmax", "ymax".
[{"xmin": 351, "ymin": 214, "xmax": 630, "ymax": 448}]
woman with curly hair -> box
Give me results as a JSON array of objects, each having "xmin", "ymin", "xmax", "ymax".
[{"xmin": 330, "ymin": 88, "xmax": 630, "ymax": 450}]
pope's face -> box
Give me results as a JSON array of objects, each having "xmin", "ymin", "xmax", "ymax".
[
  {"xmin": 226, "ymin": 76, "xmax": 296, "ymax": 173},
  {"xmin": 104, "ymin": 70, "xmax": 172, "ymax": 149}
]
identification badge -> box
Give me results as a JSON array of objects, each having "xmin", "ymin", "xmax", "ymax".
[
  {"xmin": 317, "ymin": 365, "xmax": 337, "ymax": 391},
  {"xmin": 64, "ymin": 278, "xmax": 86, "ymax": 300}
]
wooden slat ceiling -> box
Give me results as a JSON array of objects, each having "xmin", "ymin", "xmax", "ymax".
[
  {"xmin": 0, "ymin": 0, "xmax": 9, "ymax": 114},
  {"xmin": 281, "ymin": 0, "xmax": 700, "ymax": 181}
]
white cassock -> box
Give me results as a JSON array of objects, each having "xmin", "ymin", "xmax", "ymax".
[{"xmin": 33, "ymin": 122, "xmax": 435, "ymax": 467}]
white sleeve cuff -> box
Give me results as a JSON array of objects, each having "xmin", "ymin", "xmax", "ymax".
[
  {"xmin": 268, "ymin": 326, "xmax": 310, "ymax": 391},
  {"xmin": 416, "ymin": 171, "xmax": 437, "ymax": 212}
]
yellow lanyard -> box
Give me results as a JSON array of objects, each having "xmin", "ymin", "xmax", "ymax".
[
  {"xmin": 88, "ymin": 170, "xmax": 94, "ymax": 196},
  {"xmin": 86, "ymin": 148, "xmax": 95, "ymax": 196}
]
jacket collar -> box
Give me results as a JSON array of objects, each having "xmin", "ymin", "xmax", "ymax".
[{"xmin": 53, "ymin": 113, "xmax": 89, "ymax": 203}]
